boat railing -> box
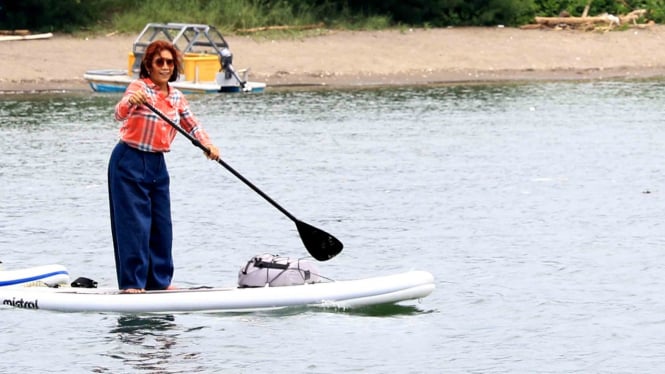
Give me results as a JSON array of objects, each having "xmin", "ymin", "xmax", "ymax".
[{"xmin": 129, "ymin": 23, "xmax": 231, "ymax": 77}]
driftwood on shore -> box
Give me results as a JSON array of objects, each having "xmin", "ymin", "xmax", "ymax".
[
  {"xmin": 527, "ymin": 9, "xmax": 649, "ymax": 31},
  {"xmin": 0, "ymin": 31, "xmax": 53, "ymax": 42},
  {"xmin": 237, "ymin": 23, "xmax": 324, "ymax": 34},
  {"xmin": 0, "ymin": 29, "xmax": 31, "ymax": 35}
]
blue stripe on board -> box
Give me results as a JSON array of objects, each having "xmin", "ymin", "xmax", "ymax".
[{"xmin": 0, "ymin": 270, "xmax": 69, "ymax": 287}]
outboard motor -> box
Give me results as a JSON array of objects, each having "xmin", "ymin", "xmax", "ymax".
[
  {"xmin": 220, "ymin": 48, "xmax": 234, "ymax": 80},
  {"xmin": 217, "ymin": 47, "xmax": 247, "ymax": 91}
]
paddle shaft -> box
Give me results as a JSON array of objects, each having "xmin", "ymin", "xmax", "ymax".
[{"xmin": 144, "ymin": 103, "xmax": 297, "ymax": 223}]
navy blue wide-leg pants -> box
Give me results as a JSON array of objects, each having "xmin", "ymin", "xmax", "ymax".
[{"xmin": 108, "ymin": 141, "xmax": 173, "ymax": 290}]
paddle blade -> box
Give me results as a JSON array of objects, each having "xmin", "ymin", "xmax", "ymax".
[{"xmin": 295, "ymin": 220, "xmax": 343, "ymax": 261}]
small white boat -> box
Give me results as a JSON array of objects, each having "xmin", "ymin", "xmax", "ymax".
[
  {"xmin": 83, "ymin": 23, "xmax": 266, "ymax": 94},
  {"xmin": 0, "ymin": 264, "xmax": 434, "ymax": 313},
  {"xmin": 0, "ymin": 264, "xmax": 70, "ymax": 287}
]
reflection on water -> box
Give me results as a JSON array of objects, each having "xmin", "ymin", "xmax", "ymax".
[
  {"xmin": 112, "ymin": 314, "xmax": 177, "ymax": 334},
  {"xmin": 102, "ymin": 315, "xmax": 197, "ymax": 373},
  {"xmin": 328, "ymin": 303, "xmax": 436, "ymax": 317}
]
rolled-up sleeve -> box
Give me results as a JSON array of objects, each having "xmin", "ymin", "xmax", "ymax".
[
  {"xmin": 177, "ymin": 93, "xmax": 212, "ymax": 145},
  {"xmin": 115, "ymin": 81, "xmax": 143, "ymax": 121}
]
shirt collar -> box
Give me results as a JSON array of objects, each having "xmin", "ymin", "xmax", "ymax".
[{"xmin": 141, "ymin": 77, "xmax": 170, "ymax": 95}]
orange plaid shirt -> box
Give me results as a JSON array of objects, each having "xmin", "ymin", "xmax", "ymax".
[{"xmin": 115, "ymin": 78, "xmax": 212, "ymax": 152}]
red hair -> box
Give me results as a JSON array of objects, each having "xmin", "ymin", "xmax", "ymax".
[{"xmin": 139, "ymin": 40, "xmax": 182, "ymax": 82}]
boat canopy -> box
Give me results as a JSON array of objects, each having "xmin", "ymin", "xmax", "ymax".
[{"xmin": 130, "ymin": 23, "xmax": 232, "ymax": 76}]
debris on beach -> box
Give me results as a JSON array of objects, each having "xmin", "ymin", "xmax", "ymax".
[
  {"xmin": 0, "ymin": 30, "xmax": 53, "ymax": 42},
  {"xmin": 523, "ymin": 9, "xmax": 651, "ymax": 32}
]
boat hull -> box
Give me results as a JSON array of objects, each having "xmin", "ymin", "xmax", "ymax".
[
  {"xmin": 84, "ymin": 70, "xmax": 266, "ymax": 94},
  {"xmin": 0, "ymin": 270, "xmax": 434, "ymax": 313}
]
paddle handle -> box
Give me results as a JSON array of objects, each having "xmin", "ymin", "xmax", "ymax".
[{"xmin": 144, "ymin": 103, "xmax": 297, "ymax": 223}]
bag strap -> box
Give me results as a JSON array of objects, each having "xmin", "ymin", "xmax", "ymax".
[
  {"xmin": 254, "ymin": 258, "xmax": 290, "ymax": 270},
  {"xmin": 241, "ymin": 256, "xmax": 290, "ymax": 274}
]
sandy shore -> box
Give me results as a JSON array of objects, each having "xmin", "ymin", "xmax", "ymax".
[{"xmin": 2, "ymin": 26, "xmax": 665, "ymax": 92}]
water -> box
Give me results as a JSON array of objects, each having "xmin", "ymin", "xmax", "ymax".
[{"xmin": 1, "ymin": 80, "xmax": 665, "ymax": 372}]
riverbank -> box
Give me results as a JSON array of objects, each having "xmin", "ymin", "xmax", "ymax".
[{"xmin": 2, "ymin": 25, "xmax": 665, "ymax": 92}]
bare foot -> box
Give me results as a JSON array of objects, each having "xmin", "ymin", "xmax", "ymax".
[
  {"xmin": 165, "ymin": 285, "xmax": 177, "ymax": 291},
  {"xmin": 120, "ymin": 288, "xmax": 145, "ymax": 294}
]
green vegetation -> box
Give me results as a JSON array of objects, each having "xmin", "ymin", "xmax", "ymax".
[
  {"xmin": 0, "ymin": 0, "xmax": 663, "ymax": 34},
  {"xmin": 110, "ymin": 0, "xmax": 340, "ymax": 34}
]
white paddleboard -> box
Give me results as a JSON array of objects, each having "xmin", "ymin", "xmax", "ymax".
[{"xmin": 0, "ymin": 270, "xmax": 434, "ymax": 313}]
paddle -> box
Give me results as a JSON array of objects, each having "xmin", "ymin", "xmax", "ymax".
[{"xmin": 144, "ymin": 102, "xmax": 343, "ymax": 261}]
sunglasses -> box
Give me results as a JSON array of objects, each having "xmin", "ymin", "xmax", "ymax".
[{"xmin": 153, "ymin": 57, "xmax": 174, "ymax": 67}]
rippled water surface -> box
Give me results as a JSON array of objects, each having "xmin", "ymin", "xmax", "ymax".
[{"xmin": 2, "ymin": 80, "xmax": 665, "ymax": 372}]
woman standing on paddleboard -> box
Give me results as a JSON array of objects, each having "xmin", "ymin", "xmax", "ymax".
[{"xmin": 108, "ymin": 40, "xmax": 220, "ymax": 294}]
